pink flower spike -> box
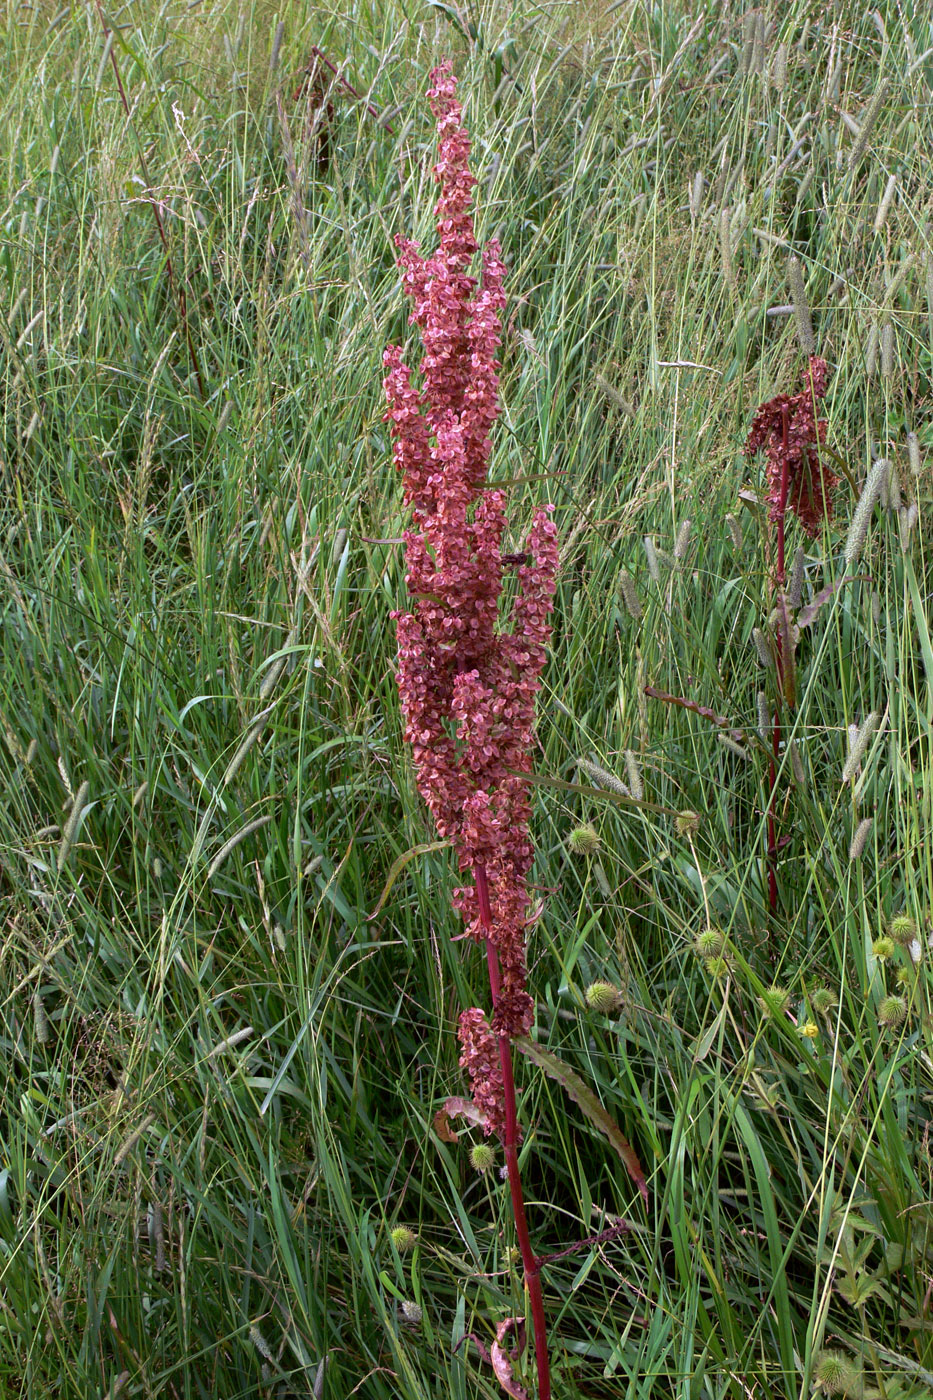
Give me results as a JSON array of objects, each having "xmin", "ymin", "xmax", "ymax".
[{"xmin": 385, "ymin": 62, "xmax": 558, "ymax": 1044}]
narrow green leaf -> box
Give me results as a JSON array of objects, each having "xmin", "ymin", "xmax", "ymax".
[
  {"xmin": 367, "ymin": 839, "xmax": 453, "ymax": 920},
  {"xmin": 516, "ymin": 1037, "xmax": 648, "ymax": 1203}
]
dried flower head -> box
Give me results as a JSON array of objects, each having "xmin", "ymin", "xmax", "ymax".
[
  {"xmin": 584, "ymin": 981, "xmax": 622, "ymax": 1014},
  {"xmin": 568, "ymin": 824, "xmax": 600, "ymax": 857},
  {"xmin": 470, "ymin": 1143, "xmax": 496, "ymax": 1173},
  {"xmin": 810, "ymin": 987, "xmax": 837, "ymax": 1016},
  {"xmin": 675, "ymin": 810, "xmax": 702, "ymax": 837},
  {"xmin": 877, "ymin": 994, "xmax": 907, "ymax": 1030},
  {"xmin": 384, "ymin": 62, "xmax": 558, "ymax": 1041},
  {"xmin": 758, "ymin": 985, "xmax": 791, "ymax": 1018},
  {"xmin": 391, "ymin": 1226, "xmax": 417, "ymax": 1254},
  {"xmin": 694, "ymin": 927, "xmax": 725, "ymax": 959},
  {"xmin": 401, "ymin": 1300, "xmax": 423, "ymax": 1327},
  {"xmin": 889, "ymin": 914, "xmax": 918, "ymax": 947},
  {"xmin": 745, "ymin": 356, "xmax": 836, "ymax": 537}
]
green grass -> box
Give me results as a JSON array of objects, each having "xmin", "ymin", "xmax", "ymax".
[{"xmin": 0, "ymin": 0, "xmax": 932, "ymax": 1395}]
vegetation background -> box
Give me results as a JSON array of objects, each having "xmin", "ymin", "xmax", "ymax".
[{"xmin": 0, "ymin": 0, "xmax": 931, "ymax": 1395}]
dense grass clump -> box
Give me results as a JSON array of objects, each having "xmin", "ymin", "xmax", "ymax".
[{"xmin": 0, "ymin": 1, "xmax": 931, "ymax": 1396}]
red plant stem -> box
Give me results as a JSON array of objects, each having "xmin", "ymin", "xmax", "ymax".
[
  {"xmin": 775, "ymin": 406, "xmax": 791, "ymax": 587},
  {"xmin": 475, "ymin": 864, "xmax": 551, "ymax": 1400}
]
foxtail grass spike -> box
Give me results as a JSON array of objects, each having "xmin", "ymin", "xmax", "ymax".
[
  {"xmin": 720, "ymin": 206, "xmax": 737, "ymax": 295},
  {"xmin": 624, "ymin": 749, "xmax": 643, "ymax": 800},
  {"xmin": 841, "ymin": 712, "xmax": 879, "ymax": 783},
  {"xmin": 674, "ymin": 518, "xmax": 692, "ymax": 561},
  {"xmin": 844, "ymin": 459, "xmax": 889, "ymax": 564},
  {"xmin": 725, "ymin": 512, "xmax": 742, "ymax": 551},
  {"xmin": 206, "ymin": 814, "xmax": 274, "ymax": 879},
  {"xmin": 643, "ymin": 535, "xmax": 661, "ymax": 583},
  {"xmin": 849, "ymin": 816, "xmax": 873, "ymax": 860},
  {"xmin": 789, "ymin": 740, "xmax": 806, "ymax": 787},
  {"xmin": 907, "ymin": 430, "xmax": 921, "ymax": 476},
  {"xmin": 33, "ymin": 989, "xmax": 49, "ymax": 1046},
  {"xmin": 58, "ymin": 780, "xmax": 90, "ymax": 870},
  {"xmin": 719, "ymin": 734, "xmax": 750, "ymax": 760},
  {"xmin": 771, "ymin": 42, "xmax": 788, "ymax": 91},
  {"xmin": 873, "ymin": 173, "xmax": 897, "ymax": 233},
  {"xmin": 899, "ymin": 502, "xmax": 918, "ymax": 552},
  {"xmin": 689, "ymin": 170, "xmax": 704, "ymax": 220},
  {"xmin": 787, "ymin": 256, "xmax": 815, "ymax": 353},
  {"xmin": 880, "ymin": 321, "xmax": 895, "ymax": 379},
  {"xmin": 576, "ymin": 757, "xmax": 630, "ymax": 797},
  {"xmin": 752, "ymin": 627, "xmax": 773, "ymax": 668},
  {"xmin": 788, "ymin": 545, "xmax": 806, "ymax": 609},
  {"xmin": 619, "ymin": 569, "xmax": 642, "ymax": 621},
  {"xmin": 757, "ymin": 691, "xmax": 771, "ymax": 743},
  {"xmin": 848, "ymin": 78, "xmax": 890, "ymax": 170},
  {"xmin": 268, "ymin": 20, "xmax": 284, "ymax": 75}
]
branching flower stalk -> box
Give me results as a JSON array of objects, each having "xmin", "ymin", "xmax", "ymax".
[
  {"xmin": 384, "ymin": 63, "xmax": 558, "ymax": 1398},
  {"xmin": 745, "ymin": 356, "xmax": 833, "ymax": 912}
]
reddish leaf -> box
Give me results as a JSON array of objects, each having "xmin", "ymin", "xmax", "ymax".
[
  {"xmin": 433, "ymin": 1096, "xmax": 488, "ymax": 1143},
  {"xmin": 490, "ymin": 1318, "xmax": 529, "ymax": 1400},
  {"xmin": 516, "ymin": 1038, "xmax": 648, "ymax": 1204},
  {"xmin": 643, "ymin": 685, "xmax": 744, "ymax": 742}
]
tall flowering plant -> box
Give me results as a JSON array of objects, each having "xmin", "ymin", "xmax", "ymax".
[
  {"xmin": 744, "ymin": 355, "xmax": 833, "ymax": 914},
  {"xmin": 384, "ymin": 61, "xmax": 557, "ymax": 1398}
]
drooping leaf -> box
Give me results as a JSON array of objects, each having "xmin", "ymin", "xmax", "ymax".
[
  {"xmin": 366, "ymin": 839, "xmax": 453, "ymax": 921},
  {"xmin": 515, "ymin": 1038, "xmax": 648, "ymax": 1204},
  {"xmin": 643, "ymin": 685, "xmax": 745, "ymax": 742},
  {"xmin": 796, "ymin": 577, "xmax": 859, "ymax": 628},
  {"xmin": 433, "ymin": 1096, "xmax": 488, "ymax": 1143},
  {"xmin": 490, "ymin": 1318, "xmax": 529, "ymax": 1400}
]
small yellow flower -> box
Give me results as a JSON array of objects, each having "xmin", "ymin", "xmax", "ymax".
[{"xmin": 799, "ymin": 1020, "xmax": 819, "ymax": 1039}]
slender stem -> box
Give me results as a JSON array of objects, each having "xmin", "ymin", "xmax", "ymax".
[
  {"xmin": 93, "ymin": 0, "xmax": 206, "ymax": 400},
  {"xmin": 475, "ymin": 864, "xmax": 551, "ymax": 1400},
  {"xmin": 764, "ymin": 407, "xmax": 793, "ymax": 918}
]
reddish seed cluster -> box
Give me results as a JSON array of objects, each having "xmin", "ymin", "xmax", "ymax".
[
  {"xmin": 745, "ymin": 355, "xmax": 836, "ymax": 538},
  {"xmin": 457, "ymin": 1008, "xmax": 507, "ymax": 1140},
  {"xmin": 384, "ymin": 62, "xmax": 558, "ymax": 1074}
]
